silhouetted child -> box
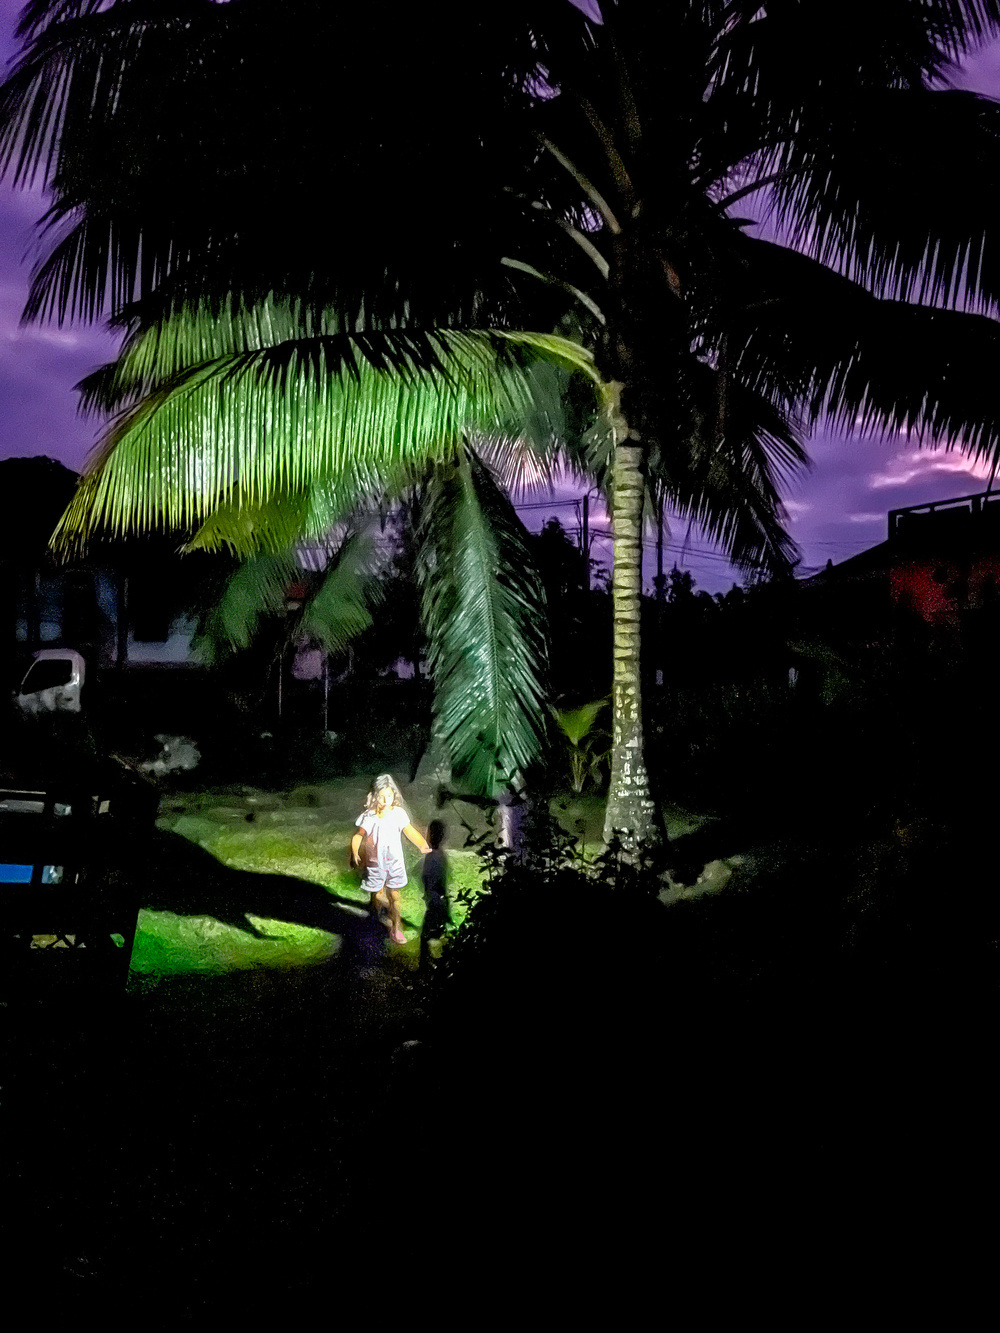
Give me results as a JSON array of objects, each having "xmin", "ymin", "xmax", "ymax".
[{"xmin": 419, "ymin": 820, "xmax": 452, "ymax": 968}]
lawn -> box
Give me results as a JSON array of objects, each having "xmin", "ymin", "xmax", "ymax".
[
  {"xmin": 126, "ymin": 778, "xmax": 723, "ymax": 980},
  {"xmin": 131, "ymin": 780, "xmax": 487, "ymax": 977}
]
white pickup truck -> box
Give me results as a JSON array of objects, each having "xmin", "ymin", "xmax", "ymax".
[{"xmin": 15, "ymin": 648, "xmax": 86, "ymax": 716}]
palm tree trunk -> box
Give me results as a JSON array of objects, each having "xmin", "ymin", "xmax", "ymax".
[{"xmin": 603, "ymin": 438, "xmax": 658, "ymax": 851}]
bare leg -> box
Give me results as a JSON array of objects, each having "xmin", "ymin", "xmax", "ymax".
[
  {"xmin": 372, "ymin": 889, "xmax": 390, "ymax": 932},
  {"xmin": 387, "ymin": 889, "xmax": 403, "ymax": 939}
]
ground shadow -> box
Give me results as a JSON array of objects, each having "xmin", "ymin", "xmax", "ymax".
[{"xmin": 113, "ymin": 826, "xmax": 407, "ymax": 968}]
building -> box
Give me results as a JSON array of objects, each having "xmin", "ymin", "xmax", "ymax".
[{"xmin": 801, "ymin": 487, "xmax": 1000, "ymax": 637}]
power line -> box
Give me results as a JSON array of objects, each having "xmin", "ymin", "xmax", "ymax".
[{"xmin": 586, "ymin": 528, "xmax": 740, "ymax": 563}]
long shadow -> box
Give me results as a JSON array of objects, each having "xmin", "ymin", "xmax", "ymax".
[{"xmin": 117, "ymin": 827, "xmax": 394, "ymax": 966}]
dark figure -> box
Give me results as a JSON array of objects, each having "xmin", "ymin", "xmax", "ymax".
[{"xmin": 419, "ymin": 819, "xmax": 452, "ymax": 969}]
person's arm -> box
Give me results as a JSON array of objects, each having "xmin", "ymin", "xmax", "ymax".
[
  {"xmin": 350, "ymin": 831, "xmax": 363, "ymax": 868},
  {"xmin": 403, "ymin": 823, "xmax": 432, "ymax": 855}
]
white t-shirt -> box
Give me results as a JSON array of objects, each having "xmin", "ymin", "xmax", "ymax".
[{"xmin": 356, "ymin": 806, "xmax": 409, "ymax": 877}]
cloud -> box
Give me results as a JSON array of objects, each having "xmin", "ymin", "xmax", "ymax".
[{"xmin": 867, "ymin": 448, "xmax": 994, "ymax": 491}]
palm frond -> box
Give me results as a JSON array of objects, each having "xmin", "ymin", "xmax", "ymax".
[
  {"xmin": 16, "ymin": 2, "xmax": 128, "ymax": 43},
  {"xmin": 552, "ymin": 699, "xmax": 607, "ymax": 748},
  {"xmin": 183, "ymin": 492, "xmax": 312, "ymax": 557},
  {"xmin": 756, "ymin": 88, "xmax": 1000, "ymax": 316},
  {"xmin": 199, "ymin": 525, "xmax": 384, "ymax": 662},
  {"xmin": 53, "ymin": 330, "xmax": 599, "ymax": 550},
  {"xmin": 1, "ymin": 2, "xmax": 584, "ymax": 328},
  {"xmin": 417, "ymin": 447, "xmax": 548, "ymax": 799},
  {"xmin": 200, "ymin": 550, "xmax": 298, "ymax": 658},
  {"xmin": 731, "ymin": 237, "xmax": 1000, "ymax": 468},
  {"xmin": 79, "ymin": 296, "xmax": 352, "ymax": 414},
  {"xmin": 1, "ymin": 3, "xmax": 224, "ymax": 190},
  {"xmin": 300, "ymin": 530, "xmax": 385, "ymax": 656},
  {"xmin": 650, "ymin": 368, "xmax": 806, "ymax": 576},
  {"xmin": 712, "ymin": 2, "xmax": 1000, "ymax": 111}
]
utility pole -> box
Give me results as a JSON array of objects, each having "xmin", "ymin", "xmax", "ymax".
[
  {"xmin": 656, "ymin": 494, "xmax": 665, "ymax": 689},
  {"xmin": 581, "ymin": 492, "xmax": 590, "ymax": 592},
  {"xmin": 656, "ymin": 493, "xmax": 664, "ymax": 599}
]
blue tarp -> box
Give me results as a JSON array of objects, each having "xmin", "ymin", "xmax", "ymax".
[
  {"xmin": 0, "ymin": 864, "xmax": 62, "ymax": 883},
  {"xmin": 0, "ymin": 864, "xmax": 33, "ymax": 883}
]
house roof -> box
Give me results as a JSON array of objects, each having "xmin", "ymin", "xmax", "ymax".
[{"xmin": 799, "ymin": 541, "xmax": 893, "ymax": 588}]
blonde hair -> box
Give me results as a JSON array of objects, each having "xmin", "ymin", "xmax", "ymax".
[{"xmin": 363, "ymin": 773, "xmax": 407, "ymax": 817}]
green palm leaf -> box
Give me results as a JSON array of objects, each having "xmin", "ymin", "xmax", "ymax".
[
  {"xmin": 201, "ymin": 550, "xmax": 298, "ymax": 657},
  {"xmin": 201, "ymin": 528, "xmax": 383, "ymax": 661},
  {"xmin": 183, "ymin": 492, "xmax": 313, "ymax": 557},
  {"xmin": 54, "ymin": 329, "xmax": 599, "ymax": 549},
  {"xmin": 77, "ymin": 296, "xmax": 353, "ymax": 415},
  {"xmin": 418, "ymin": 448, "xmax": 549, "ymax": 799},
  {"xmin": 300, "ymin": 529, "xmax": 385, "ymax": 656},
  {"xmin": 552, "ymin": 699, "xmax": 607, "ymax": 748}
]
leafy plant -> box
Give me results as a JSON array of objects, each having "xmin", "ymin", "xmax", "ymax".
[{"xmin": 551, "ymin": 698, "xmax": 610, "ymax": 793}]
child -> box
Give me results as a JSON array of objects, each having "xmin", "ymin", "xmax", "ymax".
[
  {"xmin": 351, "ymin": 773, "xmax": 431, "ymax": 944},
  {"xmin": 419, "ymin": 819, "xmax": 452, "ymax": 968}
]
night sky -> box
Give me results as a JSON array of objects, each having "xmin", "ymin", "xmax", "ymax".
[{"xmin": 2, "ymin": 0, "xmax": 1000, "ymax": 591}]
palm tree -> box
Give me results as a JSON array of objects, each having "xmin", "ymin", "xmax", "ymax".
[
  {"xmin": 0, "ymin": 1, "xmax": 605, "ymax": 801},
  {"xmin": 499, "ymin": 1, "xmax": 1000, "ymax": 845},
  {"xmin": 0, "ymin": 1, "xmax": 797, "ymax": 824},
  {"xmin": 7, "ymin": 2, "xmax": 1000, "ymax": 848}
]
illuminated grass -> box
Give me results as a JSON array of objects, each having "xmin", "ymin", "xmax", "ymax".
[
  {"xmin": 130, "ymin": 910, "xmax": 345, "ymax": 975},
  {"xmin": 130, "ymin": 800, "xmax": 486, "ymax": 977}
]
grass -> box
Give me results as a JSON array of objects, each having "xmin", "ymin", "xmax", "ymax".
[
  {"xmin": 131, "ymin": 783, "xmax": 486, "ymax": 977},
  {"xmin": 130, "ymin": 783, "xmax": 710, "ymax": 980}
]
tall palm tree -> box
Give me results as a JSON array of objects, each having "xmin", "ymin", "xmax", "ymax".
[
  {"xmin": 0, "ymin": 0, "xmax": 798, "ymax": 823},
  {"xmin": 495, "ymin": 0, "xmax": 1000, "ymax": 844},
  {"xmin": 7, "ymin": 2, "xmax": 1000, "ymax": 848}
]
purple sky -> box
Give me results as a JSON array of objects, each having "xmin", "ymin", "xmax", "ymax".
[
  {"xmin": 0, "ymin": 2, "xmax": 119, "ymax": 469},
  {"xmin": 2, "ymin": 2, "xmax": 1000, "ymax": 592}
]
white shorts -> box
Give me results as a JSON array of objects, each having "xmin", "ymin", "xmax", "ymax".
[{"xmin": 362, "ymin": 868, "xmax": 407, "ymax": 893}]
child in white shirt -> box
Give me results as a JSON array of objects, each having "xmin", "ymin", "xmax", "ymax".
[{"xmin": 350, "ymin": 773, "xmax": 430, "ymax": 944}]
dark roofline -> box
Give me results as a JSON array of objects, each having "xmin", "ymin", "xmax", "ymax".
[
  {"xmin": 888, "ymin": 486, "xmax": 1000, "ymax": 538},
  {"xmin": 799, "ymin": 541, "xmax": 893, "ymax": 587}
]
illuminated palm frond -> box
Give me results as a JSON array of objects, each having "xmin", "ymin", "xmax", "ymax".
[
  {"xmin": 201, "ymin": 526, "xmax": 385, "ymax": 662},
  {"xmin": 300, "ymin": 529, "xmax": 385, "ymax": 656},
  {"xmin": 55, "ymin": 328, "xmax": 599, "ymax": 549},
  {"xmin": 201, "ymin": 550, "xmax": 298, "ymax": 657},
  {"xmin": 417, "ymin": 448, "xmax": 549, "ymax": 799}
]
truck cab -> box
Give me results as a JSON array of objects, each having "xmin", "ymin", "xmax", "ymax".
[{"xmin": 15, "ymin": 648, "xmax": 86, "ymax": 716}]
